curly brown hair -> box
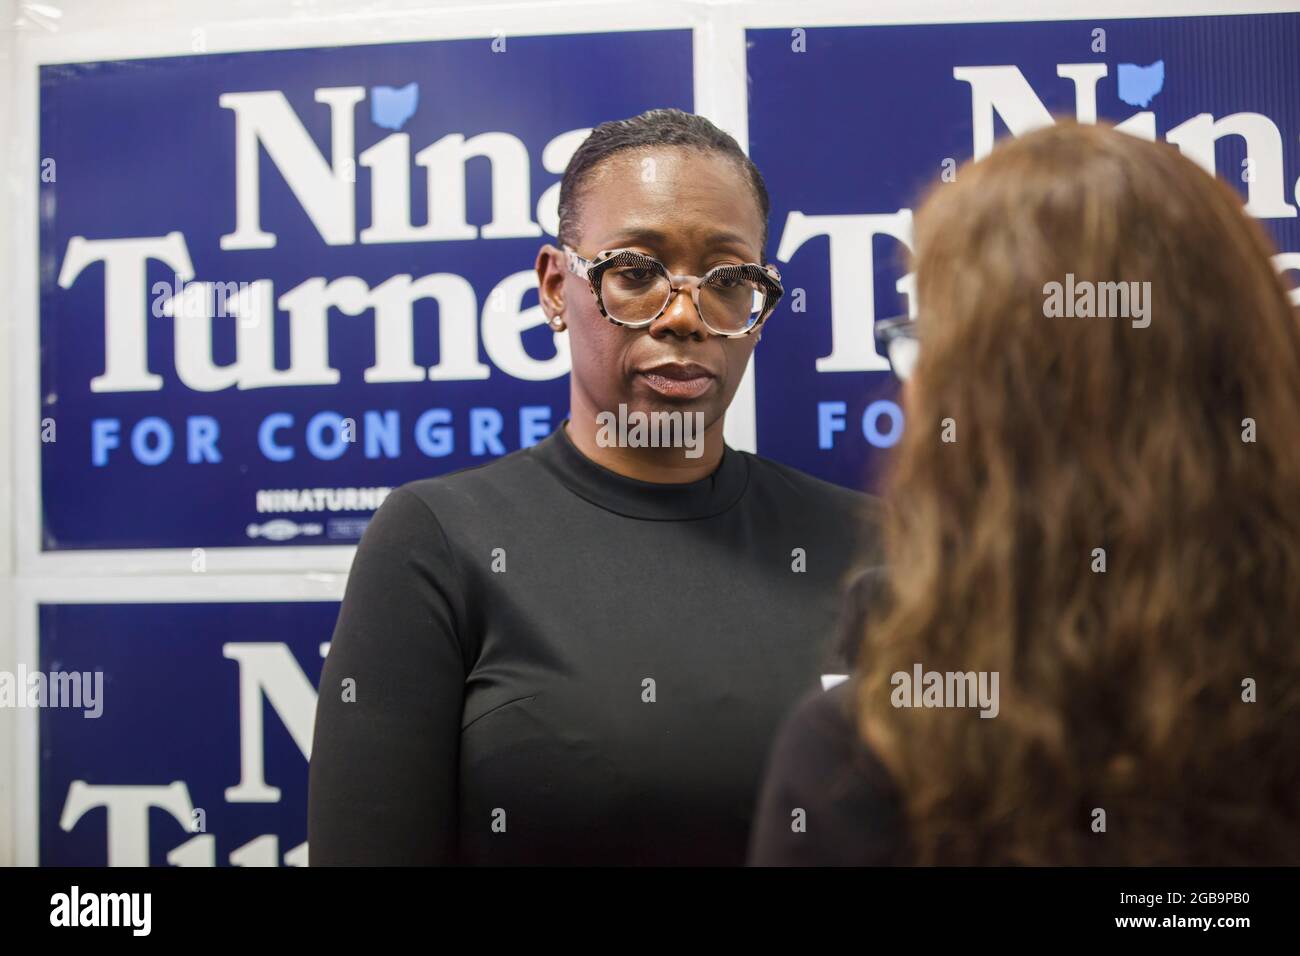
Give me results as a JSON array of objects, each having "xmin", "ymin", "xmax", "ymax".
[{"xmin": 854, "ymin": 121, "xmax": 1300, "ymax": 865}]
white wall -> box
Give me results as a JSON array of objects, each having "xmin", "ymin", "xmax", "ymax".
[{"xmin": 0, "ymin": 0, "xmax": 16, "ymax": 871}]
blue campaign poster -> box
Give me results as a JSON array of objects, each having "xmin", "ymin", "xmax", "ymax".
[
  {"xmin": 38, "ymin": 602, "xmax": 338, "ymax": 866},
  {"xmin": 747, "ymin": 13, "xmax": 1300, "ymax": 492},
  {"xmin": 40, "ymin": 30, "xmax": 693, "ymax": 550}
]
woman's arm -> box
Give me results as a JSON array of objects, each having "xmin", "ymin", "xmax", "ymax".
[{"xmin": 308, "ymin": 487, "xmax": 467, "ymax": 865}]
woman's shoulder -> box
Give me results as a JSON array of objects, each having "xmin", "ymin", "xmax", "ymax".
[
  {"xmin": 354, "ymin": 447, "xmax": 543, "ymax": 569},
  {"xmin": 741, "ymin": 451, "xmax": 865, "ymax": 502},
  {"xmin": 372, "ymin": 442, "xmax": 554, "ymax": 543},
  {"xmin": 397, "ymin": 443, "xmax": 542, "ymax": 507},
  {"xmin": 740, "ymin": 451, "xmax": 883, "ymax": 540},
  {"xmin": 748, "ymin": 681, "xmax": 908, "ymax": 866}
]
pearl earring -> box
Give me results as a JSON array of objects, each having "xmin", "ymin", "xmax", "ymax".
[{"xmin": 549, "ymin": 313, "xmax": 566, "ymax": 331}]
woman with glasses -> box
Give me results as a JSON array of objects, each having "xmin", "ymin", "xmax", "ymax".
[
  {"xmin": 308, "ymin": 109, "xmax": 879, "ymax": 865},
  {"xmin": 749, "ymin": 121, "xmax": 1300, "ymax": 866}
]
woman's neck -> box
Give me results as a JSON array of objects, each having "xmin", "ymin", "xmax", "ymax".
[{"xmin": 563, "ymin": 397, "xmax": 727, "ymax": 483}]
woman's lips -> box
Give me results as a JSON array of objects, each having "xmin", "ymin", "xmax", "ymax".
[{"xmin": 637, "ymin": 364, "xmax": 717, "ymax": 399}]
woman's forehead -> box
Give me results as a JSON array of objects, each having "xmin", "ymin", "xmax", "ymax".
[{"xmin": 579, "ymin": 148, "xmax": 763, "ymax": 253}]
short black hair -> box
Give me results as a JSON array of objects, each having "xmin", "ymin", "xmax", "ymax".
[{"xmin": 556, "ymin": 108, "xmax": 772, "ymax": 260}]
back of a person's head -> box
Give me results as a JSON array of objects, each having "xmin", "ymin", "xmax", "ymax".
[{"xmin": 854, "ymin": 121, "xmax": 1300, "ymax": 865}]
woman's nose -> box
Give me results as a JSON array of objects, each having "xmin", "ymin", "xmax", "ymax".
[{"xmin": 649, "ymin": 285, "xmax": 708, "ymax": 339}]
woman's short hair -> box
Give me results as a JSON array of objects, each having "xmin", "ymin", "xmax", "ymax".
[{"xmin": 557, "ymin": 108, "xmax": 771, "ymax": 256}]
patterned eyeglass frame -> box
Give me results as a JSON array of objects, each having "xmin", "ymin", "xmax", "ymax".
[{"xmin": 562, "ymin": 245, "xmax": 784, "ymax": 338}]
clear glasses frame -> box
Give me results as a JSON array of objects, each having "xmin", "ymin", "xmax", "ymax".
[{"xmin": 875, "ymin": 313, "xmax": 919, "ymax": 382}]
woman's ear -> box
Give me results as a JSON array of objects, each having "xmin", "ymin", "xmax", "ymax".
[{"xmin": 535, "ymin": 244, "xmax": 567, "ymax": 324}]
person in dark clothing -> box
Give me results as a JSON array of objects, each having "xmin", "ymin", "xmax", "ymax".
[
  {"xmin": 308, "ymin": 109, "xmax": 879, "ymax": 865},
  {"xmin": 748, "ymin": 682, "xmax": 908, "ymax": 867},
  {"xmin": 748, "ymin": 566, "xmax": 907, "ymax": 867},
  {"xmin": 749, "ymin": 122, "xmax": 1300, "ymax": 867}
]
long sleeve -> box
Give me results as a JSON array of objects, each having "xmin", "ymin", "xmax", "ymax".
[
  {"xmin": 308, "ymin": 488, "xmax": 468, "ymax": 865},
  {"xmin": 747, "ymin": 684, "xmax": 908, "ymax": 866}
]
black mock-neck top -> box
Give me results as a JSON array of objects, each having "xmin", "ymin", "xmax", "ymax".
[{"xmin": 309, "ymin": 421, "xmax": 877, "ymax": 865}]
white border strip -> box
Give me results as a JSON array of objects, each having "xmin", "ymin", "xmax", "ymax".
[
  {"xmin": 729, "ymin": 0, "xmax": 1297, "ymax": 26},
  {"xmin": 699, "ymin": 8, "xmax": 759, "ymax": 453},
  {"xmin": 0, "ymin": 0, "xmax": 17, "ymax": 868}
]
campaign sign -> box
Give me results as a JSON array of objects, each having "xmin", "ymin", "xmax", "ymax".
[
  {"xmin": 40, "ymin": 31, "xmax": 693, "ymax": 550},
  {"xmin": 38, "ymin": 602, "xmax": 337, "ymax": 866},
  {"xmin": 747, "ymin": 13, "xmax": 1300, "ymax": 492}
]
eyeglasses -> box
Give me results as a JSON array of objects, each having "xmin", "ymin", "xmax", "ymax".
[
  {"xmin": 563, "ymin": 245, "xmax": 784, "ymax": 337},
  {"xmin": 874, "ymin": 313, "xmax": 919, "ymax": 381}
]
